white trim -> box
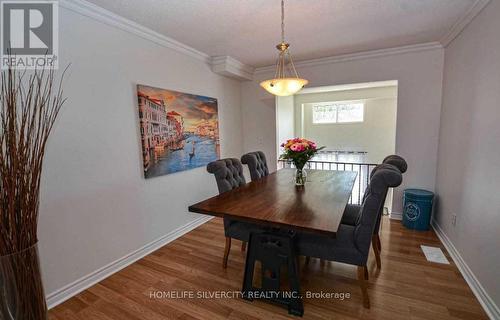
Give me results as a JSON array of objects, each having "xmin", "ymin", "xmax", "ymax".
[
  {"xmin": 254, "ymin": 42, "xmax": 443, "ymax": 74},
  {"xmin": 389, "ymin": 211, "xmax": 402, "ymax": 220},
  {"xmin": 211, "ymin": 56, "xmax": 254, "ymax": 81},
  {"xmin": 299, "ymin": 80, "xmax": 398, "ymax": 95},
  {"xmin": 57, "ymin": 0, "xmax": 488, "ymax": 72},
  {"xmin": 46, "ymin": 215, "xmax": 213, "ymax": 309},
  {"xmin": 431, "ymin": 219, "xmax": 500, "ymax": 320},
  {"xmin": 440, "ymin": 0, "xmax": 492, "ymax": 47},
  {"xmin": 59, "ymin": 0, "xmax": 210, "ymax": 63}
]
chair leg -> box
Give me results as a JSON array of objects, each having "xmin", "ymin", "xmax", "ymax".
[
  {"xmin": 357, "ymin": 266, "xmax": 370, "ymax": 308},
  {"xmin": 375, "ymin": 234, "xmax": 382, "ymax": 251},
  {"xmin": 223, "ymin": 237, "xmax": 231, "ymax": 268},
  {"xmin": 241, "ymin": 241, "xmax": 247, "ymax": 252},
  {"xmin": 372, "ymin": 235, "xmax": 381, "ymax": 269},
  {"xmin": 305, "ymin": 256, "xmax": 310, "ymax": 265}
]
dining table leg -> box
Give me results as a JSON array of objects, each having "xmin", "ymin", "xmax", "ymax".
[{"xmin": 241, "ymin": 231, "xmax": 304, "ymax": 316}]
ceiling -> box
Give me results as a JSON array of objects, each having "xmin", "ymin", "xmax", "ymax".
[{"xmin": 86, "ymin": 0, "xmax": 476, "ymax": 67}]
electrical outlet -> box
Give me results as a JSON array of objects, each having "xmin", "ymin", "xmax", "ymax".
[{"xmin": 451, "ymin": 214, "xmax": 457, "ymax": 226}]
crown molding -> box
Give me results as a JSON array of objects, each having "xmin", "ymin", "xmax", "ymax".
[
  {"xmin": 59, "ymin": 0, "xmax": 486, "ymax": 77},
  {"xmin": 440, "ymin": 0, "xmax": 492, "ymax": 47},
  {"xmin": 254, "ymin": 42, "xmax": 443, "ymax": 74},
  {"xmin": 299, "ymin": 80, "xmax": 398, "ymax": 95},
  {"xmin": 211, "ymin": 56, "xmax": 254, "ymax": 81},
  {"xmin": 59, "ymin": 0, "xmax": 210, "ymax": 63}
]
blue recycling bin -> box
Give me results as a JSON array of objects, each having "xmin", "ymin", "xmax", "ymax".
[{"xmin": 402, "ymin": 189, "xmax": 434, "ymax": 231}]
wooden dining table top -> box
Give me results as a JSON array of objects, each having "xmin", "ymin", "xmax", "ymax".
[{"xmin": 188, "ymin": 169, "xmax": 357, "ymax": 236}]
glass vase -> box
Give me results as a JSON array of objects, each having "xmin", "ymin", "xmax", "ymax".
[
  {"xmin": 294, "ymin": 168, "xmax": 307, "ymax": 186},
  {"xmin": 0, "ymin": 243, "xmax": 48, "ymax": 320}
]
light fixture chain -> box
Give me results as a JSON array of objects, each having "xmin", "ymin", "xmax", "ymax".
[
  {"xmin": 281, "ymin": 0, "xmax": 285, "ymax": 43},
  {"xmin": 260, "ymin": 0, "xmax": 308, "ymax": 96},
  {"xmin": 274, "ymin": 56, "xmax": 280, "ymax": 79},
  {"xmin": 287, "ymin": 50, "xmax": 300, "ymax": 78}
]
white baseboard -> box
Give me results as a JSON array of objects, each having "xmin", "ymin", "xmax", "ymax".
[
  {"xmin": 431, "ymin": 219, "xmax": 500, "ymax": 320},
  {"xmin": 389, "ymin": 211, "xmax": 402, "ymax": 220},
  {"xmin": 46, "ymin": 215, "xmax": 213, "ymax": 309}
]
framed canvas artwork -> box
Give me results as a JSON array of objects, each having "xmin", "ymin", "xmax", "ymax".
[{"xmin": 136, "ymin": 84, "xmax": 220, "ymax": 178}]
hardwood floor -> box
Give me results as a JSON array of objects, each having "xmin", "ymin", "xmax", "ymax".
[{"xmin": 49, "ymin": 217, "xmax": 488, "ymax": 319}]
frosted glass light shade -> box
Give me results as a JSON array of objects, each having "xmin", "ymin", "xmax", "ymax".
[{"xmin": 260, "ymin": 78, "xmax": 309, "ymax": 96}]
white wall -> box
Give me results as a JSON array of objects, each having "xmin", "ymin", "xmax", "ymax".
[
  {"xmin": 38, "ymin": 6, "xmax": 243, "ymax": 298},
  {"xmin": 242, "ymin": 48, "xmax": 444, "ymax": 213},
  {"xmin": 435, "ymin": 0, "xmax": 500, "ymax": 312},
  {"xmin": 276, "ymin": 96, "xmax": 295, "ymax": 157},
  {"xmin": 295, "ymin": 86, "xmax": 397, "ymax": 163}
]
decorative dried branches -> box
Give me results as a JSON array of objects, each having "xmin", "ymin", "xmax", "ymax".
[
  {"xmin": 0, "ymin": 63, "xmax": 68, "ymax": 319},
  {"xmin": 0, "ymin": 64, "xmax": 68, "ymax": 256}
]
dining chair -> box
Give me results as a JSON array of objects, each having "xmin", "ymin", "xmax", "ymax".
[
  {"xmin": 340, "ymin": 155, "xmax": 407, "ymax": 268},
  {"xmin": 206, "ymin": 158, "xmax": 261, "ymax": 268},
  {"xmin": 296, "ymin": 165, "xmax": 403, "ymax": 308},
  {"xmin": 239, "ymin": 151, "xmax": 270, "ymax": 252},
  {"xmin": 373, "ymin": 155, "xmax": 408, "ymax": 253},
  {"xmin": 241, "ymin": 151, "xmax": 269, "ymax": 182}
]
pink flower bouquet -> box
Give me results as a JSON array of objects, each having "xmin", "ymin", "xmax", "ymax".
[{"xmin": 280, "ymin": 138, "xmax": 324, "ymax": 170}]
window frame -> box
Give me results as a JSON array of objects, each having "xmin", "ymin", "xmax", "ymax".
[{"xmin": 311, "ymin": 100, "xmax": 365, "ymax": 125}]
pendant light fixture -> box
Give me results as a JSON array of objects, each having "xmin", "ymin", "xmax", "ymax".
[{"xmin": 260, "ymin": 0, "xmax": 308, "ymax": 96}]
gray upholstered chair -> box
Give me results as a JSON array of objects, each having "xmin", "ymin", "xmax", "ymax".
[
  {"xmin": 206, "ymin": 158, "xmax": 261, "ymax": 268},
  {"xmin": 373, "ymin": 155, "xmax": 408, "ymax": 251},
  {"xmin": 296, "ymin": 166, "xmax": 403, "ymax": 308},
  {"xmin": 382, "ymin": 155, "xmax": 408, "ymax": 174},
  {"xmin": 241, "ymin": 151, "xmax": 269, "ymax": 181},
  {"xmin": 340, "ymin": 155, "xmax": 407, "ymax": 268}
]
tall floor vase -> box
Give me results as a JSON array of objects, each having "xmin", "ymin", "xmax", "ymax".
[{"xmin": 0, "ymin": 244, "xmax": 47, "ymax": 320}]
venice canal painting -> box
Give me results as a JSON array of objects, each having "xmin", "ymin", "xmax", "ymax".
[{"xmin": 137, "ymin": 84, "xmax": 220, "ymax": 178}]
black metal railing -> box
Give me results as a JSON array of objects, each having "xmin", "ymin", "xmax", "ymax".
[{"xmin": 278, "ymin": 160, "xmax": 378, "ymax": 205}]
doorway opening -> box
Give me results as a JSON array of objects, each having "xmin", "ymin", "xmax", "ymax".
[{"xmin": 276, "ymin": 80, "xmax": 398, "ymax": 214}]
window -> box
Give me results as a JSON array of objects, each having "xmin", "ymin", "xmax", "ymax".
[
  {"xmin": 312, "ymin": 105, "xmax": 337, "ymax": 123},
  {"xmin": 312, "ymin": 101, "xmax": 364, "ymax": 124}
]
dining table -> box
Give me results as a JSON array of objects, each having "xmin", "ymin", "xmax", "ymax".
[{"xmin": 188, "ymin": 168, "xmax": 357, "ymax": 316}]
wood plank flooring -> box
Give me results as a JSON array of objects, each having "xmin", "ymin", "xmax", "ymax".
[{"xmin": 49, "ymin": 217, "xmax": 488, "ymax": 319}]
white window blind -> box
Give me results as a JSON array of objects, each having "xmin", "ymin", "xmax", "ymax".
[{"xmin": 312, "ymin": 102, "xmax": 364, "ymax": 124}]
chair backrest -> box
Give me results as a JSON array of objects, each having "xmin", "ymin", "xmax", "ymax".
[
  {"xmin": 371, "ymin": 155, "xmax": 408, "ymax": 233},
  {"xmin": 383, "ymin": 155, "xmax": 408, "ymax": 173},
  {"xmin": 354, "ymin": 166, "xmax": 402, "ymax": 258},
  {"xmin": 207, "ymin": 158, "xmax": 246, "ymax": 194},
  {"xmin": 361, "ymin": 163, "xmax": 401, "ymax": 204},
  {"xmin": 241, "ymin": 151, "xmax": 269, "ymax": 181}
]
